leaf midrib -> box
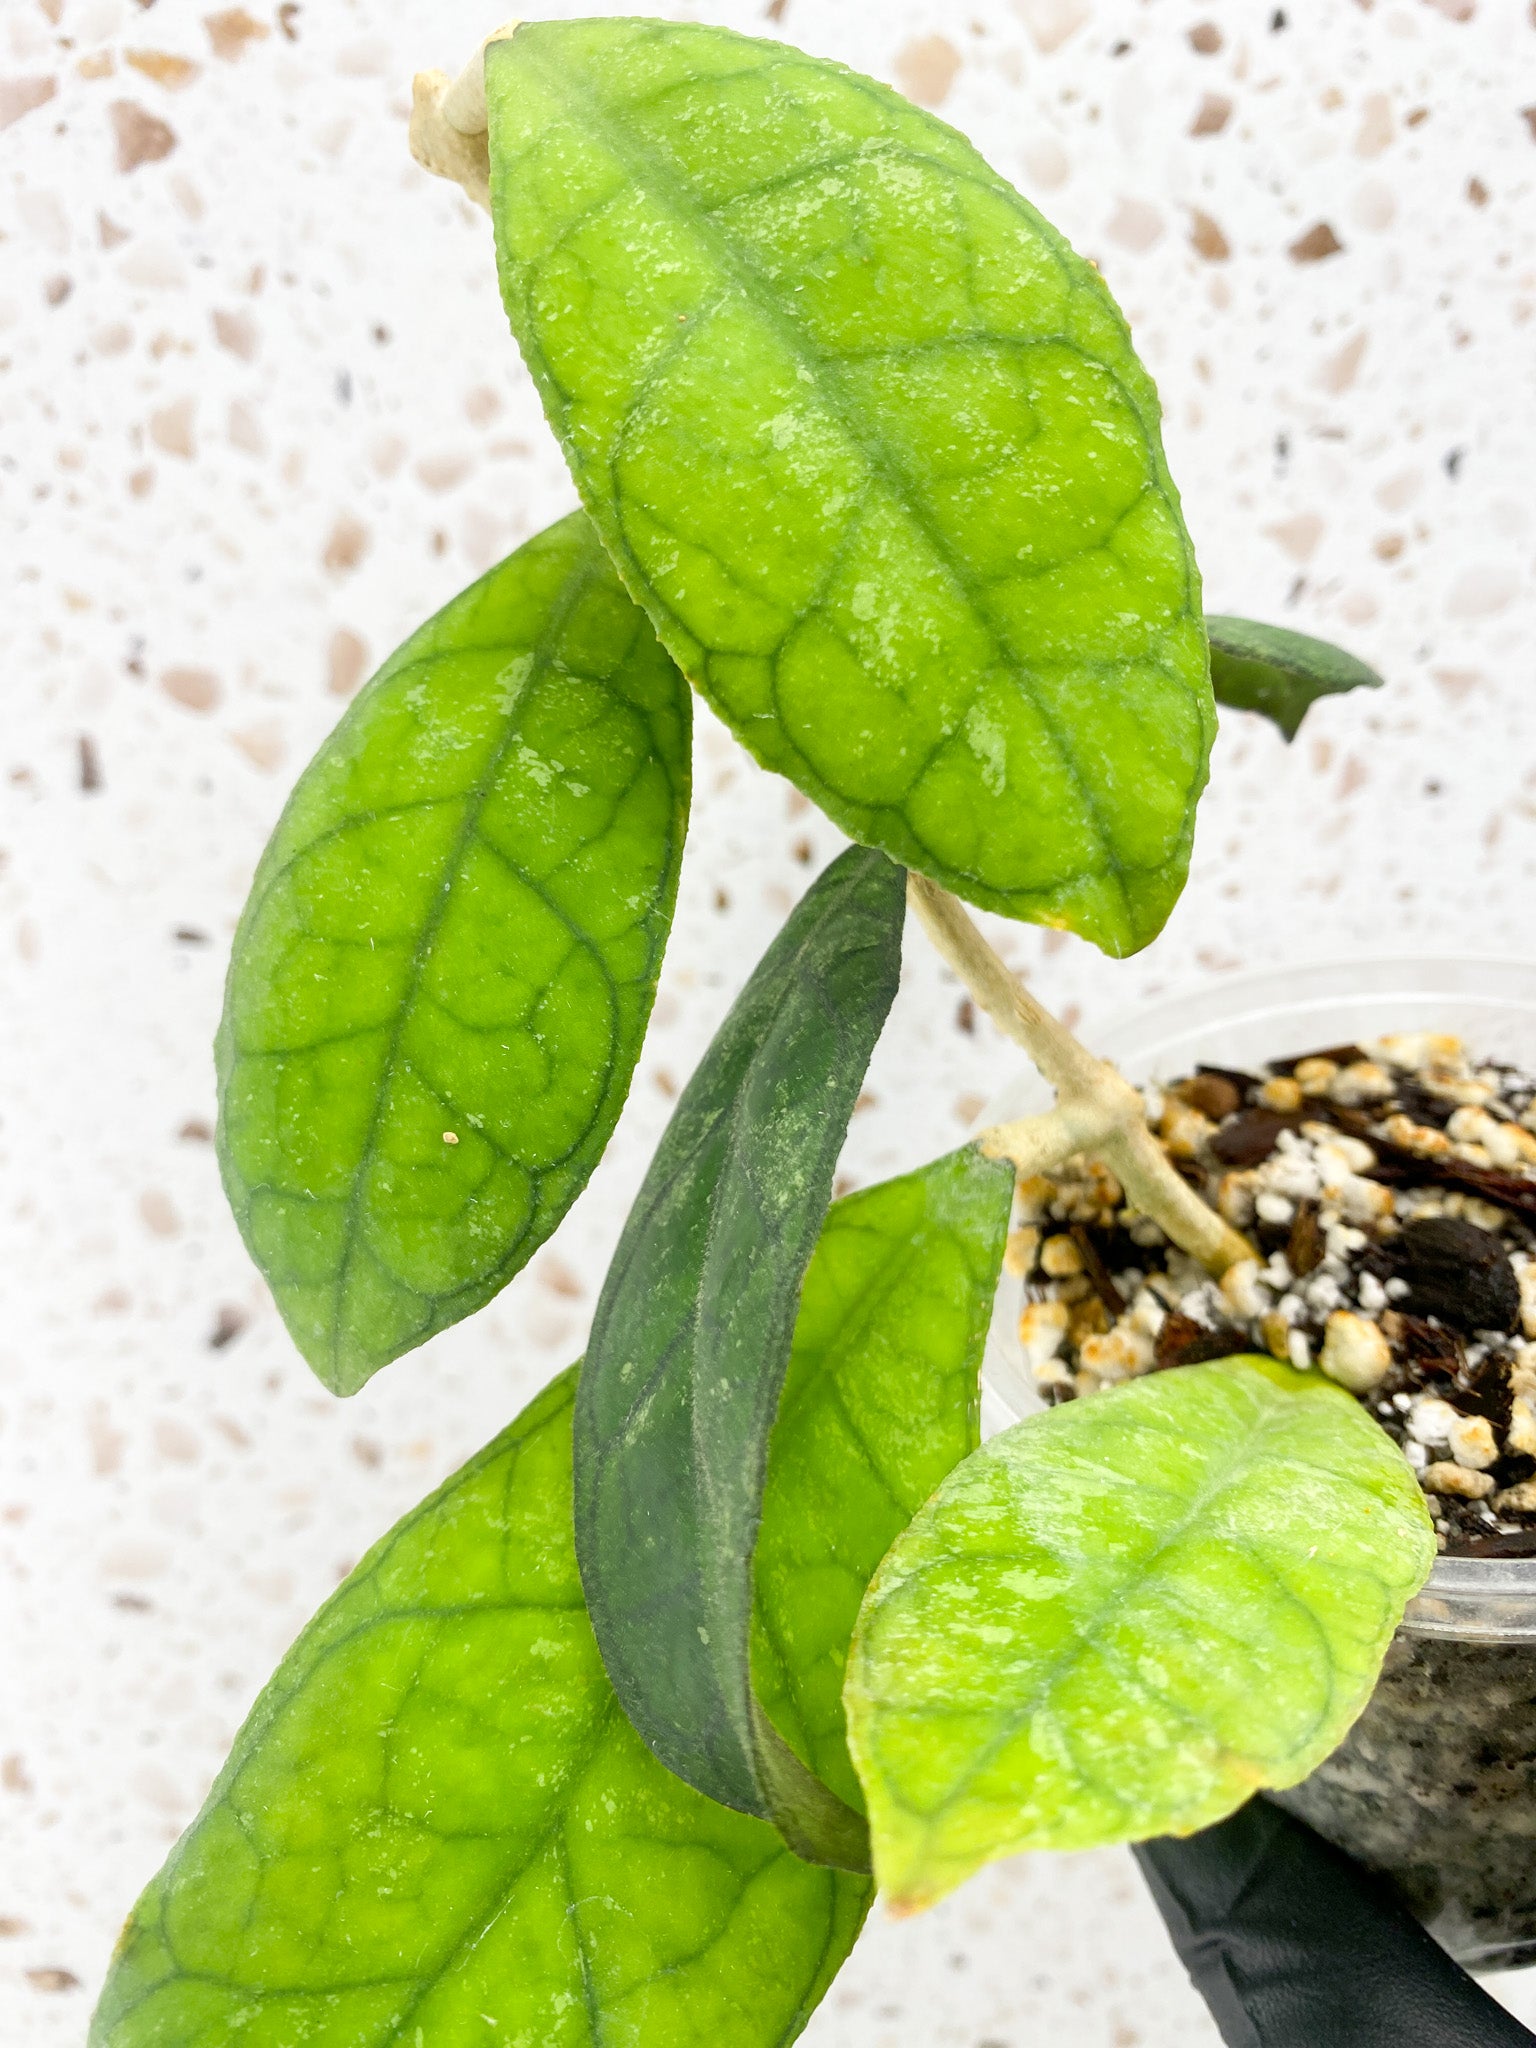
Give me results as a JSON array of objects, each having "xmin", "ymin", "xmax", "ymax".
[
  {"xmin": 235, "ymin": 635, "xmax": 669, "ymax": 920},
  {"xmin": 324, "ymin": 551, "xmax": 605, "ymax": 1383}
]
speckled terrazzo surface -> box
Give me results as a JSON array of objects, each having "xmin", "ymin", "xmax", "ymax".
[{"xmin": 4, "ymin": 0, "xmax": 1536, "ymax": 2040}]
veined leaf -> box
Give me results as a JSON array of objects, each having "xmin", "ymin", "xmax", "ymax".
[
  {"xmin": 1208, "ymin": 615, "xmax": 1384, "ymax": 741},
  {"xmin": 753, "ymin": 1146, "xmax": 1016, "ymax": 1813},
  {"xmin": 486, "ymin": 20, "xmax": 1213, "ymax": 958},
  {"xmin": 89, "ymin": 1372, "xmax": 869, "ymax": 2048},
  {"xmin": 845, "ymin": 1355, "xmax": 1435, "ymax": 1913},
  {"xmin": 91, "ymin": 1156, "xmax": 1009, "ymax": 2047},
  {"xmin": 216, "ymin": 513, "xmax": 689, "ymax": 1395},
  {"xmin": 575, "ymin": 846, "xmax": 905, "ymax": 1868}
]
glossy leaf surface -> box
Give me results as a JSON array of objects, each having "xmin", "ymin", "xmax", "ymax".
[
  {"xmin": 216, "ymin": 513, "xmax": 689, "ymax": 1394},
  {"xmin": 575, "ymin": 846, "xmax": 904, "ymax": 1866},
  {"xmin": 486, "ymin": 20, "xmax": 1213, "ymax": 957},
  {"xmin": 1208, "ymin": 615, "xmax": 1384, "ymax": 741},
  {"xmin": 91, "ymin": 1372, "xmax": 870, "ymax": 2048},
  {"xmin": 753, "ymin": 1145, "xmax": 1015, "ymax": 1813},
  {"xmin": 845, "ymin": 1355, "xmax": 1435, "ymax": 1912}
]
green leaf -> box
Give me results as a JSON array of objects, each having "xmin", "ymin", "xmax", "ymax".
[
  {"xmin": 90, "ymin": 1371, "xmax": 870, "ymax": 2048},
  {"xmin": 845, "ymin": 1354, "xmax": 1435, "ymax": 1913},
  {"xmin": 485, "ymin": 20, "xmax": 1213, "ymax": 958},
  {"xmin": 91, "ymin": 1148, "xmax": 1010, "ymax": 2048},
  {"xmin": 216, "ymin": 512, "xmax": 690, "ymax": 1395},
  {"xmin": 753, "ymin": 1146, "xmax": 1016, "ymax": 1814},
  {"xmin": 575, "ymin": 845, "xmax": 905, "ymax": 1868},
  {"xmin": 1207, "ymin": 615, "xmax": 1385, "ymax": 742}
]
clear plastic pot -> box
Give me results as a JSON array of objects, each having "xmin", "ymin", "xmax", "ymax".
[{"xmin": 980, "ymin": 957, "xmax": 1536, "ymax": 1972}]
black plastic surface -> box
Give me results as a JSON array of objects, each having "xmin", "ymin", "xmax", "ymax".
[{"xmin": 1135, "ymin": 1798, "xmax": 1536, "ymax": 2047}]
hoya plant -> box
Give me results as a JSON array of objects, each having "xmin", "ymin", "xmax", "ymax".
[{"xmin": 91, "ymin": 20, "xmax": 1425, "ymax": 2046}]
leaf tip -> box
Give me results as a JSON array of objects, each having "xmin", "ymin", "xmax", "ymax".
[
  {"xmin": 878, "ymin": 1850, "xmax": 972, "ymax": 1919},
  {"xmin": 875, "ymin": 1849, "xmax": 950, "ymax": 1919},
  {"xmin": 882, "ymin": 1891, "xmax": 931, "ymax": 1921},
  {"xmin": 282, "ymin": 1310, "xmax": 383, "ymax": 1400}
]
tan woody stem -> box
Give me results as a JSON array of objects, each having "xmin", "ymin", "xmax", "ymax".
[
  {"xmin": 408, "ymin": 22, "xmax": 522, "ymax": 213},
  {"xmin": 906, "ymin": 874, "xmax": 1252, "ymax": 1275},
  {"xmin": 1104, "ymin": 1117, "xmax": 1255, "ymax": 1275}
]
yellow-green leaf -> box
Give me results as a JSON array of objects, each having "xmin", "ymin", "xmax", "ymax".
[
  {"xmin": 217, "ymin": 513, "xmax": 689, "ymax": 1393},
  {"xmin": 753, "ymin": 1145, "xmax": 1015, "ymax": 1813},
  {"xmin": 89, "ymin": 1372, "xmax": 867, "ymax": 2048},
  {"xmin": 485, "ymin": 20, "xmax": 1213, "ymax": 957},
  {"xmin": 845, "ymin": 1356, "xmax": 1435, "ymax": 1912}
]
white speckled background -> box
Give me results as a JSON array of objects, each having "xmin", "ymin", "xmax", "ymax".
[{"xmin": 4, "ymin": 0, "xmax": 1536, "ymax": 2039}]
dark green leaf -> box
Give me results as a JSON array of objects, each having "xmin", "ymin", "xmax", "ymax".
[
  {"xmin": 486, "ymin": 20, "xmax": 1213, "ymax": 958},
  {"xmin": 574, "ymin": 846, "xmax": 905, "ymax": 1867},
  {"xmin": 753, "ymin": 1145, "xmax": 1015, "ymax": 1812},
  {"xmin": 216, "ymin": 513, "xmax": 690, "ymax": 1394},
  {"xmin": 845, "ymin": 1355, "xmax": 1435, "ymax": 1912},
  {"xmin": 90, "ymin": 1371, "xmax": 870, "ymax": 2048},
  {"xmin": 1207, "ymin": 614, "xmax": 1385, "ymax": 741}
]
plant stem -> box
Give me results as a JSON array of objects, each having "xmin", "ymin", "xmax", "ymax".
[
  {"xmin": 907, "ymin": 876, "xmax": 1113, "ymax": 1099},
  {"xmin": 907, "ymin": 874, "xmax": 1252, "ymax": 1277},
  {"xmin": 409, "ymin": 23, "xmax": 520, "ymax": 212},
  {"xmin": 1104, "ymin": 1116, "xmax": 1254, "ymax": 1276}
]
